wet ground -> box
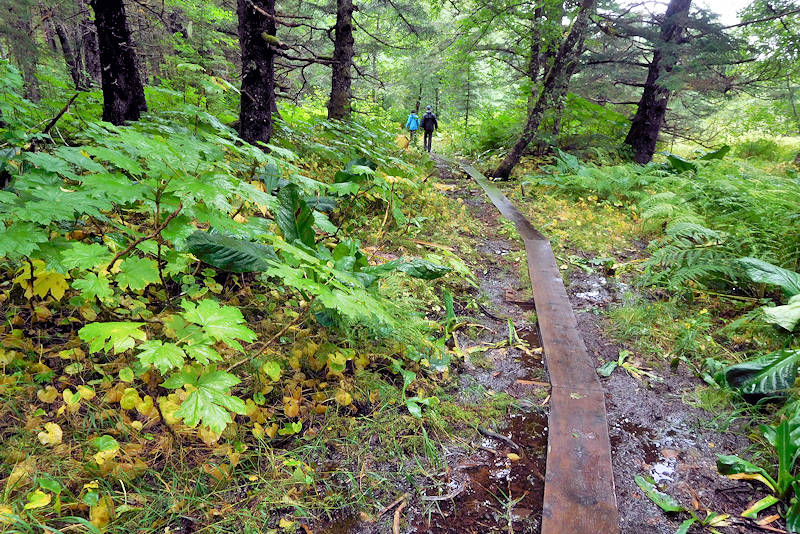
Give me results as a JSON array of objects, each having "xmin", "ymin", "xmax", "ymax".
[
  {"xmin": 410, "ymin": 157, "xmax": 549, "ymax": 534},
  {"xmin": 435, "ymin": 158, "xmax": 763, "ymax": 534},
  {"xmin": 314, "ymin": 156, "xmax": 762, "ymax": 533}
]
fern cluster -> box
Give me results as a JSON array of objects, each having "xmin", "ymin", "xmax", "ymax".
[{"xmin": 536, "ymin": 151, "xmax": 800, "ymax": 293}]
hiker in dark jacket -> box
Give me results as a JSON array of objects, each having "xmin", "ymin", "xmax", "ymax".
[{"xmin": 421, "ymin": 106, "xmax": 438, "ymax": 153}]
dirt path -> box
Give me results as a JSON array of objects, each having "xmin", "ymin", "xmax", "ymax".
[{"xmin": 432, "ymin": 157, "xmax": 755, "ymax": 534}]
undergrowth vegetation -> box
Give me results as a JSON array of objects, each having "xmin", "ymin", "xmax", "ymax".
[{"xmin": 0, "ymin": 61, "xmax": 494, "ymax": 532}]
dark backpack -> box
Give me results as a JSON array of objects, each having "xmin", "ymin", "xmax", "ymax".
[{"xmin": 421, "ymin": 112, "xmax": 437, "ymax": 131}]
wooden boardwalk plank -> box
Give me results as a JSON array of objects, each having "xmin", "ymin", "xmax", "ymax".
[{"xmin": 455, "ymin": 159, "xmax": 620, "ymax": 534}]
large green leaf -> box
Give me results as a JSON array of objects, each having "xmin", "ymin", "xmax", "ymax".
[
  {"xmin": 186, "ymin": 231, "xmax": 277, "ymax": 273},
  {"xmin": 738, "ymin": 257, "xmax": 800, "ymax": 297},
  {"xmin": 61, "ymin": 243, "xmax": 113, "ymax": 271},
  {"xmin": 0, "ymin": 221, "xmax": 48, "ymax": 259},
  {"xmin": 763, "ymin": 295, "xmax": 800, "ymax": 331},
  {"xmin": 634, "ymin": 475, "xmax": 685, "ymax": 513},
  {"xmin": 723, "ymin": 349, "xmax": 800, "ymax": 397},
  {"xmin": 664, "ymin": 153, "xmax": 697, "ymax": 173},
  {"xmin": 180, "ymin": 299, "xmax": 257, "ymax": 351},
  {"xmin": 698, "ymin": 145, "xmax": 730, "ymax": 160},
  {"xmin": 787, "ymin": 482, "xmax": 800, "ymax": 533},
  {"xmin": 72, "ymin": 272, "xmax": 114, "ymax": 303},
  {"xmin": 137, "ymin": 340, "xmax": 186, "ymax": 375},
  {"xmin": 276, "ymin": 184, "xmax": 315, "ymax": 248},
  {"xmin": 116, "ymin": 256, "xmax": 160, "ymax": 291},
  {"xmin": 363, "ymin": 258, "xmax": 451, "ymax": 280},
  {"xmin": 163, "ymin": 366, "xmax": 246, "ymax": 433},
  {"xmin": 78, "ymin": 322, "xmax": 146, "ymax": 354}
]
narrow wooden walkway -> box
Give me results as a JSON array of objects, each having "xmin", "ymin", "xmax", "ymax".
[{"xmin": 457, "ymin": 160, "xmax": 620, "ymax": 534}]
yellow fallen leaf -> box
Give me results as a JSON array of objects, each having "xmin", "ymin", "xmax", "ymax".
[
  {"xmin": 279, "ymin": 517, "xmax": 295, "ymax": 529},
  {"xmin": 37, "ymin": 423, "xmax": 63, "ymax": 446},
  {"xmin": 283, "ymin": 399, "xmax": 299, "ymax": 418},
  {"xmin": 90, "ymin": 495, "xmax": 114, "ymax": 530},
  {"xmin": 77, "ymin": 385, "xmax": 96, "ymax": 401},
  {"xmin": 0, "ymin": 505, "xmax": 14, "ymax": 523},
  {"xmin": 37, "ymin": 386, "xmax": 59, "ymax": 403},
  {"xmin": 334, "ymin": 389, "xmax": 353, "ymax": 407},
  {"xmin": 5, "ymin": 458, "xmax": 35, "ymax": 495},
  {"xmin": 201, "ymin": 462, "xmax": 230, "ymax": 483},
  {"xmin": 507, "ymin": 453, "xmax": 521, "ymax": 461},
  {"xmin": 94, "ymin": 447, "xmax": 119, "ymax": 466},
  {"xmin": 120, "ymin": 388, "xmax": 141, "ymax": 410},
  {"xmin": 252, "ymin": 422, "xmax": 265, "ymax": 440},
  {"xmin": 23, "ymin": 490, "xmax": 51, "ymax": 510}
]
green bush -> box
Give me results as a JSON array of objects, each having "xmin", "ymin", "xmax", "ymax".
[{"xmin": 735, "ymin": 138, "xmax": 781, "ymax": 160}]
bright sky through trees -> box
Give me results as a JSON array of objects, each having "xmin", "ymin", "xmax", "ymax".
[{"xmin": 699, "ymin": 0, "xmax": 751, "ymax": 24}]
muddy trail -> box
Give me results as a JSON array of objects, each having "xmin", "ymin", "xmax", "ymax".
[
  {"xmin": 315, "ymin": 156, "xmax": 756, "ymax": 534},
  {"xmin": 432, "ymin": 157, "xmax": 758, "ymax": 534},
  {"xmin": 312, "ymin": 162, "xmax": 550, "ymax": 533}
]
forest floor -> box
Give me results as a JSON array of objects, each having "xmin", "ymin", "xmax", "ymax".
[{"xmin": 422, "ymin": 156, "xmax": 765, "ymax": 534}]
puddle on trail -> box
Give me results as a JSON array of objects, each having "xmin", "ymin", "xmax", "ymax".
[{"xmin": 413, "ymin": 410, "xmax": 547, "ymax": 534}]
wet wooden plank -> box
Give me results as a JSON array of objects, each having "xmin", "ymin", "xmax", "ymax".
[
  {"xmin": 542, "ymin": 387, "xmax": 619, "ymax": 534},
  {"xmin": 524, "ymin": 238, "xmax": 603, "ymax": 389},
  {"xmin": 454, "ymin": 158, "xmax": 620, "ymax": 534}
]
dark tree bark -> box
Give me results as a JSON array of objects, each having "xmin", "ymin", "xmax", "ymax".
[
  {"xmin": 55, "ymin": 23, "xmax": 90, "ymax": 90},
  {"xmin": 237, "ymin": 0, "xmax": 277, "ymax": 145},
  {"xmin": 492, "ymin": 0, "xmax": 596, "ymax": 179},
  {"xmin": 40, "ymin": 4, "xmax": 58, "ymax": 52},
  {"xmin": 624, "ymin": 0, "xmax": 692, "ymax": 164},
  {"xmin": 89, "ymin": 0, "xmax": 147, "ymax": 124},
  {"xmin": 327, "ymin": 0, "xmax": 355, "ymax": 120},
  {"xmin": 77, "ymin": 0, "xmax": 102, "ymax": 83}
]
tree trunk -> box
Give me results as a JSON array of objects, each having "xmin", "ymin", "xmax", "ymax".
[
  {"xmin": 40, "ymin": 4, "xmax": 58, "ymax": 52},
  {"xmin": 9, "ymin": 11, "xmax": 41, "ymax": 102},
  {"xmin": 526, "ymin": 6, "xmax": 544, "ymax": 112},
  {"xmin": 77, "ymin": 0, "xmax": 102, "ymax": 84},
  {"xmin": 327, "ymin": 0, "xmax": 355, "ymax": 120},
  {"xmin": 55, "ymin": 23, "xmax": 89, "ymax": 90},
  {"xmin": 237, "ymin": 0, "xmax": 277, "ymax": 145},
  {"xmin": 414, "ymin": 82, "xmax": 422, "ymax": 113},
  {"xmin": 89, "ymin": 0, "xmax": 148, "ymax": 124},
  {"xmin": 624, "ymin": 0, "xmax": 692, "ymax": 164},
  {"xmin": 492, "ymin": 0, "xmax": 596, "ymax": 179}
]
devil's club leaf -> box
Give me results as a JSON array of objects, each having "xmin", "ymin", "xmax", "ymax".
[
  {"xmin": 72, "ymin": 272, "xmax": 114, "ymax": 303},
  {"xmin": 181, "ymin": 299, "xmax": 257, "ymax": 350},
  {"xmin": 117, "ymin": 256, "xmax": 160, "ymax": 291},
  {"xmin": 0, "ymin": 222, "xmax": 48, "ymax": 259},
  {"xmin": 78, "ymin": 322, "xmax": 146, "ymax": 354},
  {"xmin": 186, "ymin": 231, "xmax": 277, "ymax": 273},
  {"xmin": 137, "ymin": 340, "xmax": 186, "ymax": 374},
  {"xmin": 165, "ymin": 367, "xmax": 246, "ymax": 433},
  {"xmin": 61, "ymin": 243, "xmax": 113, "ymax": 271}
]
